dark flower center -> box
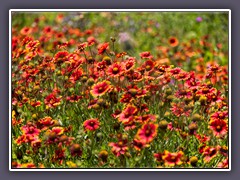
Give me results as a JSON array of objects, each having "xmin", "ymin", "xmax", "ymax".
[
  {"xmin": 216, "ymin": 125, "xmax": 222, "ymax": 131},
  {"xmin": 98, "ymin": 87, "xmax": 104, "ymax": 92},
  {"xmin": 146, "ymin": 65, "xmax": 151, "ymax": 71},
  {"xmin": 118, "ymin": 141, "xmax": 123, "ymax": 146},
  {"xmin": 209, "ymin": 149, "xmax": 216, "ymax": 156},
  {"xmin": 112, "ymin": 67, "xmax": 119, "ymax": 73},
  {"xmin": 219, "ymin": 113, "xmax": 224, "ymax": 119},
  {"xmin": 202, "ymin": 87, "xmax": 209, "ymax": 94},
  {"xmin": 126, "ymin": 63, "xmax": 132, "ymax": 69},
  {"xmin": 179, "ymin": 74, "xmax": 185, "ymax": 78},
  {"xmin": 170, "ymin": 39, "xmax": 176, "ymax": 44}
]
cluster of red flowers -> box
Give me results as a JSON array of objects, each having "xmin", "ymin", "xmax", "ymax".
[{"xmin": 11, "ymin": 13, "xmax": 228, "ymax": 169}]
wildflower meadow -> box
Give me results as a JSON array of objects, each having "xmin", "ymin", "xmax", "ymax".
[{"xmin": 11, "ymin": 11, "xmax": 229, "ymax": 169}]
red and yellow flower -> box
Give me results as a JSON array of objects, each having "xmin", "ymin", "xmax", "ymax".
[
  {"xmin": 209, "ymin": 119, "xmax": 228, "ymax": 138},
  {"xmin": 118, "ymin": 104, "xmax": 138, "ymax": 123},
  {"xmin": 90, "ymin": 81, "xmax": 111, "ymax": 97},
  {"xmin": 107, "ymin": 62, "xmax": 124, "ymax": 77},
  {"xmin": 83, "ymin": 118, "xmax": 100, "ymax": 131},
  {"xmin": 136, "ymin": 122, "xmax": 158, "ymax": 144},
  {"xmin": 162, "ymin": 150, "xmax": 184, "ymax": 167}
]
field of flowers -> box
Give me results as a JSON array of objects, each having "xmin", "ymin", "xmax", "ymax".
[{"xmin": 11, "ymin": 11, "xmax": 229, "ymax": 169}]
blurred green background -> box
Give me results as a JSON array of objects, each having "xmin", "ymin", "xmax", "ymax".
[{"xmin": 12, "ymin": 11, "xmax": 229, "ymax": 62}]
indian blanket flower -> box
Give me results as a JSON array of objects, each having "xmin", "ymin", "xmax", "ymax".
[
  {"xmin": 51, "ymin": 127, "xmax": 65, "ymax": 136},
  {"xmin": 209, "ymin": 119, "xmax": 228, "ymax": 138},
  {"xmin": 44, "ymin": 93, "xmax": 62, "ymax": 108},
  {"xmin": 90, "ymin": 81, "xmax": 111, "ymax": 97},
  {"xmin": 195, "ymin": 85, "xmax": 217, "ymax": 98},
  {"xmin": 142, "ymin": 60, "xmax": 155, "ymax": 72},
  {"xmin": 30, "ymin": 100, "xmax": 41, "ymax": 107},
  {"xmin": 136, "ymin": 114, "xmax": 157, "ymax": 123},
  {"xmin": 170, "ymin": 102, "xmax": 191, "ymax": 117},
  {"xmin": 20, "ymin": 26, "xmax": 32, "ymax": 35},
  {"xmin": 77, "ymin": 42, "xmax": 88, "ymax": 52},
  {"xmin": 97, "ymin": 61, "xmax": 107, "ymax": 71},
  {"xmin": 154, "ymin": 152, "xmax": 163, "ymax": 163},
  {"xmin": 83, "ymin": 118, "xmax": 100, "ymax": 131},
  {"xmin": 52, "ymin": 148, "xmax": 66, "ymax": 165},
  {"xmin": 211, "ymin": 111, "xmax": 228, "ymax": 121},
  {"xmin": 21, "ymin": 124, "xmax": 41, "ymax": 138},
  {"xmin": 132, "ymin": 138, "xmax": 148, "ymax": 151},
  {"xmin": 136, "ymin": 122, "xmax": 158, "ymax": 144},
  {"xmin": 107, "ymin": 62, "xmax": 124, "ymax": 77},
  {"xmin": 185, "ymin": 78, "xmax": 200, "ymax": 91},
  {"xmin": 53, "ymin": 51, "xmax": 69, "ymax": 64},
  {"xmin": 140, "ymin": 51, "xmax": 153, "ymax": 59},
  {"xmin": 168, "ymin": 37, "xmax": 179, "ymax": 47},
  {"xmin": 37, "ymin": 116, "xmax": 55, "ymax": 130},
  {"xmin": 124, "ymin": 57, "xmax": 136, "ymax": 71},
  {"xmin": 87, "ymin": 36, "xmax": 96, "ymax": 46},
  {"xmin": 175, "ymin": 89, "xmax": 192, "ymax": 99},
  {"xmin": 70, "ymin": 144, "xmax": 82, "ymax": 157},
  {"xmin": 118, "ymin": 104, "xmax": 138, "ymax": 123},
  {"xmin": 203, "ymin": 146, "xmax": 218, "ymax": 163},
  {"xmin": 66, "ymin": 94, "xmax": 82, "ymax": 102},
  {"xmin": 69, "ymin": 68, "xmax": 83, "ymax": 83},
  {"xmin": 176, "ymin": 71, "xmax": 190, "ymax": 81},
  {"xmin": 122, "ymin": 116, "xmax": 136, "ymax": 130},
  {"xmin": 170, "ymin": 67, "xmax": 182, "ymax": 77},
  {"xmin": 98, "ymin": 42, "xmax": 109, "ymax": 55},
  {"xmin": 19, "ymin": 163, "xmax": 36, "ymax": 168},
  {"xmin": 162, "ymin": 150, "xmax": 184, "ymax": 167},
  {"xmin": 217, "ymin": 158, "xmax": 228, "ymax": 168},
  {"xmin": 25, "ymin": 40, "xmax": 40, "ymax": 52},
  {"xmin": 109, "ymin": 140, "xmax": 128, "ymax": 157}
]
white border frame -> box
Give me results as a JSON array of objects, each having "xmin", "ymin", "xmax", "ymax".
[{"xmin": 9, "ymin": 9, "xmax": 231, "ymax": 171}]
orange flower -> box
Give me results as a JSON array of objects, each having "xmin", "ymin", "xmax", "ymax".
[
  {"xmin": 20, "ymin": 26, "xmax": 32, "ymax": 35},
  {"xmin": 98, "ymin": 42, "xmax": 109, "ymax": 55},
  {"xmin": 140, "ymin": 51, "xmax": 153, "ymax": 59},
  {"xmin": 53, "ymin": 51, "xmax": 69, "ymax": 64},
  {"xmin": 168, "ymin": 37, "xmax": 179, "ymax": 47}
]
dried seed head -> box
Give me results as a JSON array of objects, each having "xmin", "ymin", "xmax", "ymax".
[
  {"xmin": 192, "ymin": 113, "xmax": 202, "ymax": 122},
  {"xmin": 110, "ymin": 37, "xmax": 116, "ymax": 42},
  {"xmin": 99, "ymin": 150, "xmax": 108, "ymax": 162},
  {"xmin": 167, "ymin": 95, "xmax": 174, "ymax": 101},
  {"xmin": 159, "ymin": 120, "xmax": 168, "ymax": 130},
  {"xmin": 87, "ymin": 78, "xmax": 95, "ymax": 86},
  {"xmin": 128, "ymin": 88, "xmax": 138, "ymax": 96},
  {"xmin": 199, "ymin": 96, "xmax": 207, "ymax": 105},
  {"xmin": 189, "ymin": 156, "xmax": 198, "ymax": 166},
  {"xmin": 48, "ymin": 131, "xmax": 57, "ymax": 141},
  {"xmin": 103, "ymin": 56, "xmax": 112, "ymax": 65},
  {"xmin": 81, "ymin": 76, "xmax": 88, "ymax": 83},
  {"xmin": 165, "ymin": 88, "xmax": 172, "ymax": 95}
]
